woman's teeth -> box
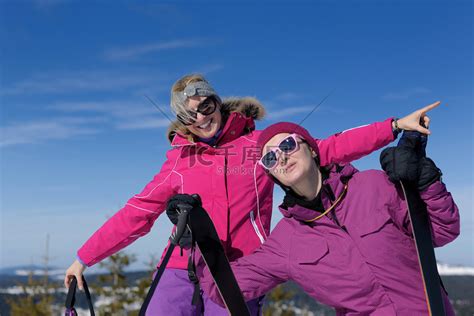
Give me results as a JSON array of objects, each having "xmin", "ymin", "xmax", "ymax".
[{"xmin": 198, "ymin": 119, "xmax": 212, "ymax": 129}]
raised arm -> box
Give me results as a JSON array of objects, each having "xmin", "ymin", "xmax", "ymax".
[
  {"xmin": 316, "ymin": 118, "xmax": 395, "ymax": 165},
  {"xmin": 380, "ymin": 128, "xmax": 460, "ymax": 247},
  {"xmin": 76, "ymin": 149, "xmax": 179, "ymax": 267},
  {"xmin": 317, "ymin": 101, "xmax": 441, "ymax": 166}
]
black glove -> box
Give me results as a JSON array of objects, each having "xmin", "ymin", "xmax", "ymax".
[
  {"xmin": 166, "ymin": 194, "xmax": 202, "ymax": 225},
  {"xmin": 166, "ymin": 194, "xmax": 202, "ymax": 249},
  {"xmin": 380, "ymin": 146, "xmax": 420, "ymax": 183},
  {"xmin": 380, "ymin": 145, "xmax": 441, "ymax": 191},
  {"xmin": 418, "ymin": 157, "xmax": 442, "ymax": 191}
]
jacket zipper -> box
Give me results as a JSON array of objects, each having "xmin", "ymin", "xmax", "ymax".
[
  {"xmin": 323, "ymin": 185, "xmax": 347, "ymax": 233},
  {"xmin": 223, "ymin": 155, "xmax": 231, "ymax": 246},
  {"xmin": 330, "ymin": 210, "xmax": 348, "ymax": 233},
  {"xmin": 250, "ymin": 210, "xmax": 265, "ymax": 243}
]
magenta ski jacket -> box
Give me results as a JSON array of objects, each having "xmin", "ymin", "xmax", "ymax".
[
  {"xmin": 77, "ymin": 98, "xmax": 396, "ymax": 270},
  {"xmin": 200, "ymin": 164, "xmax": 460, "ymax": 315}
]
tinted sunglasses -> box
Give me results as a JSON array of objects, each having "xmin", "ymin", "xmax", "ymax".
[
  {"xmin": 259, "ymin": 134, "xmax": 303, "ymax": 170},
  {"xmin": 177, "ymin": 96, "xmax": 219, "ymax": 126}
]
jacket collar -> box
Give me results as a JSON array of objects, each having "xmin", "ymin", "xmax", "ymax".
[{"xmin": 279, "ymin": 164, "xmax": 358, "ymax": 222}]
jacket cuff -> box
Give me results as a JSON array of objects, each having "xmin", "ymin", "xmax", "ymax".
[
  {"xmin": 391, "ymin": 118, "xmax": 402, "ymax": 139},
  {"xmin": 76, "ymin": 253, "xmax": 89, "ymax": 267}
]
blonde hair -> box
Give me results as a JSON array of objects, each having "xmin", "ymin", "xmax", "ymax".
[{"xmin": 170, "ymin": 74, "xmax": 208, "ymax": 116}]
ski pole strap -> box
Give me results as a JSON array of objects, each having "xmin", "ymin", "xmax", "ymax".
[
  {"xmin": 139, "ymin": 244, "xmax": 176, "ymax": 316},
  {"xmin": 65, "ymin": 276, "xmax": 95, "ymax": 316},
  {"xmin": 140, "ymin": 207, "xmax": 191, "ymax": 315},
  {"xmin": 188, "ymin": 255, "xmax": 203, "ymax": 306}
]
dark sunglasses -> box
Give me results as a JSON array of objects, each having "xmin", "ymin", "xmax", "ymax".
[
  {"xmin": 259, "ymin": 134, "xmax": 303, "ymax": 170},
  {"xmin": 177, "ymin": 96, "xmax": 219, "ymax": 126}
]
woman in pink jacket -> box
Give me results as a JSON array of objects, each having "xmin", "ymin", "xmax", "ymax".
[
  {"xmin": 200, "ymin": 121, "xmax": 459, "ymax": 315},
  {"xmin": 64, "ymin": 73, "xmax": 438, "ymax": 315}
]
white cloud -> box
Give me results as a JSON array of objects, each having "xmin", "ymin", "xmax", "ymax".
[
  {"xmin": 0, "ymin": 98, "xmax": 175, "ymax": 147},
  {"xmin": 0, "ymin": 61, "xmax": 224, "ymax": 97},
  {"xmin": 274, "ymin": 92, "xmax": 304, "ymax": 101},
  {"xmin": 192, "ymin": 63, "xmax": 225, "ymax": 76},
  {"xmin": 266, "ymin": 105, "xmax": 317, "ymax": 120},
  {"xmin": 0, "ymin": 70, "xmax": 157, "ymax": 96},
  {"xmin": 49, "ymin": 99, "xmax": 174, "ymax": 129},
  {"xmin": 103, "ymin": 39, "xmax": 203, "ymax": 61},
  {"xmin": 49, "ymin": 100, "xmax": 161, "ymax": 117},
  {"xmin": 0, "ymin": 118, "xmax": 102, "ymax": 147},
  {"xmin": 382, "ymin": 87, "xmax": 431, "ymax": 100},
  {"xmin": 116, "ymin": 118, "xmax": 170, "ymax": 130}
]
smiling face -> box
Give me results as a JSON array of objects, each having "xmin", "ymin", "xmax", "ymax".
[
  {"xmin": 185, "ymin": 96, "xmax": 222, "ymax": 139},
  {"xmin": 263, "ymin": 133, "xmax": 319, "ymax": 189}
]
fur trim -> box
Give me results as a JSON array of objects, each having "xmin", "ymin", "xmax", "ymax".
[
  {"xmin": 167, "ymin": 97, "xmax": 265, "ymax": 143},
  {"xmin": 220, "ymin": 97, "xmax": 265, "ymax": 121}
]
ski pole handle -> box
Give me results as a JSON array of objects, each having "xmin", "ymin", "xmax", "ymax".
[
  {"xmin": 65, "ymin": 275, "xmax": 95, "ymax": 316},
  {"xmin": 398, "ymin": 129, "xmax": 428, "ymax": 158},
  {"xmin": 170, "ymin": 204, "xmax": 192, "ymax": 245}
]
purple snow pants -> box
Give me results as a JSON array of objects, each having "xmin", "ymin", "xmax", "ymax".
[{"xmin": 145, "ymin": 268, "xmax": 263, "ymax": 316}]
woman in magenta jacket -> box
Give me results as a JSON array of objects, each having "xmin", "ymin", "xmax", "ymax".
[
  {"xmin": 65, "ymin": 73, "xmax": 439, "ymax": 315},
  {"xmin": 200, "ymin": 121, "xmax": 459, "ymax": 315}
]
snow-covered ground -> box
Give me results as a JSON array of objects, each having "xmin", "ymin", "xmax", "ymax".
[
  {"xmin": 14, "ymin": 268, "xmax": 66, "ymax": 278},
  {"xmin": 2, "ymin": 262, "xmax": 474, "ymax": 277},
  {"xmin": 437, "ymin": 263, "xmax": 474, "ymax": 276}
]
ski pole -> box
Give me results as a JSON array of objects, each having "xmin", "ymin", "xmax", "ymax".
[
  {"xmin": 400, "ymin": 181, "xmax": 445, "ymax": 316},
  {"xmin": 398, "ymin": 130, "xmax": 445, "ymax": 316},
  {"xmin": 65, "ymin": 275, "xmax": 95, "ymax": 316},
  {"xmin": 139, "ymin": 204, "xmax": 192, "ymax": 316}
]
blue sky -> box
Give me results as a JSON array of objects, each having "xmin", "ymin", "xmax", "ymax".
[{"xmin": 1, "ymin": 1, "xmax": 472, "ymax": 270}]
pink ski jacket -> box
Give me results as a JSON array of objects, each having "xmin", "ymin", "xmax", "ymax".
[
  {"xmin": 201, "ymin": 164, "xmax": 460, "ymax": 315},
  {"xmin": 77, "ymin": 98, "xmax": 395, "ymax": 270}
]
